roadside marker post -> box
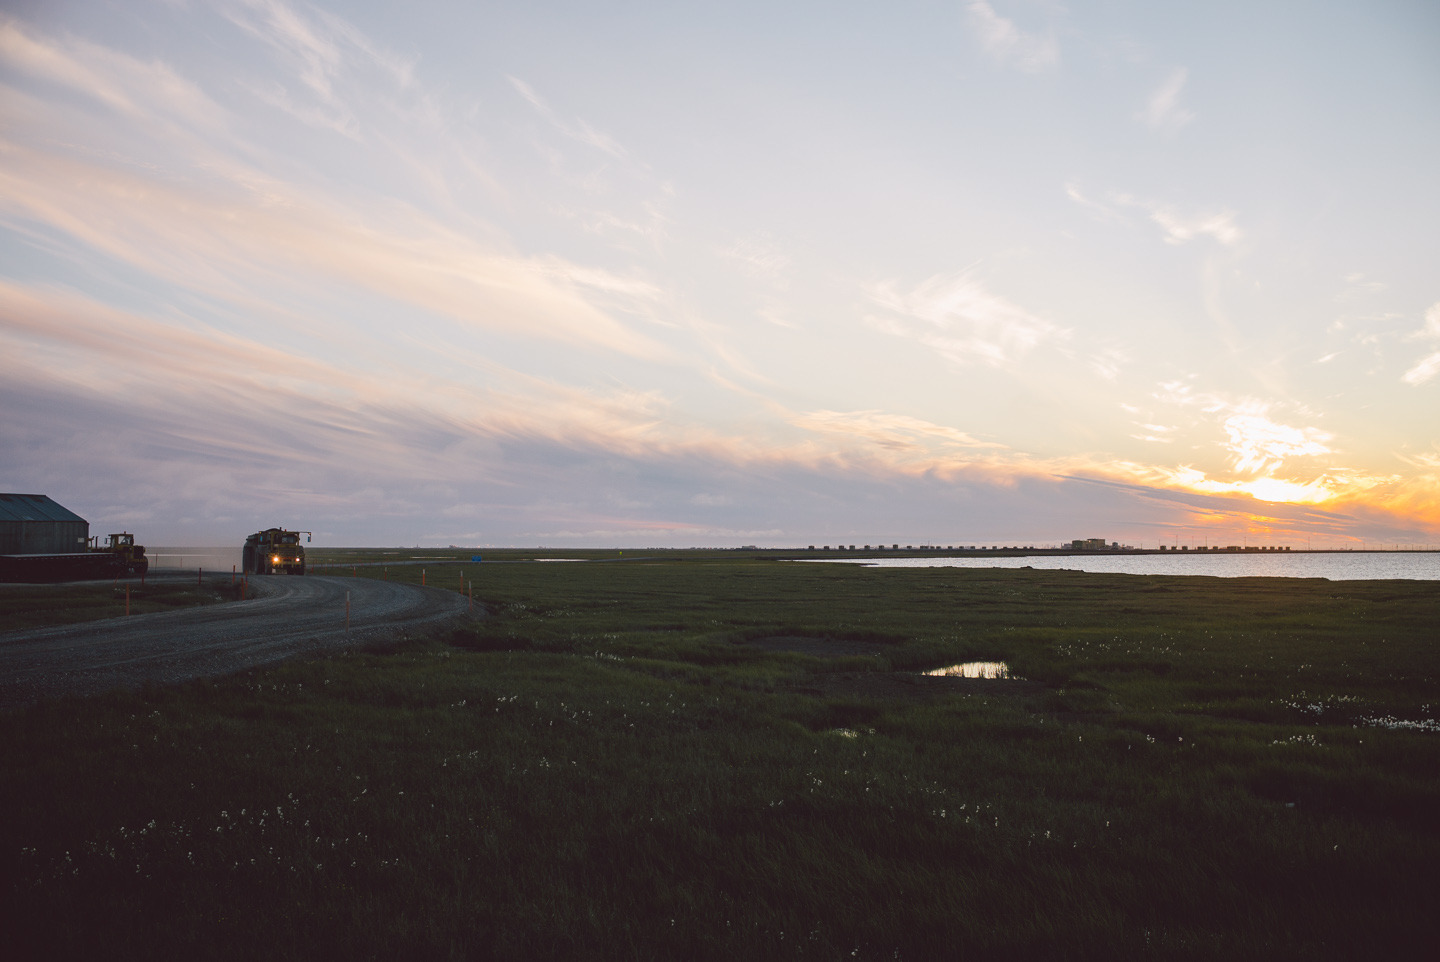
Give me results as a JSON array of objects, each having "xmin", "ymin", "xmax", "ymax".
[
  {"xmin": 198, "ymin": 567, "xmax": 203, "ymax": 587},
  {"xmin": 422, "ymin": 568, "xmax": 426, "ymax": 586},
  {"xmin": 125, "ymin": 584, "xmax": 130, "ymax": 616},
  {"xmin": 346, "ymin": 590, "xmax": 351, "ymax": 632}
]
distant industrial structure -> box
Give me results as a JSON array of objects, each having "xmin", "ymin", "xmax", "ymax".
[
  {"xmin": 1068, "ymin": 538, "xmax": 1118, "ymax": 551},
  {"xmin": 793, "ymin": 539, "xmax": 1296, "ymax": 555},
  {"xmin": 1158, "ymin": 544, "xmax": 1292, "ymax": 552},
  {"xmin": 0, "ymin": 493, "xmax": 88, "ymax": 555},
  {"xmin": 0, "ymin": 493, "xmax": 148, "ymax": 581}
]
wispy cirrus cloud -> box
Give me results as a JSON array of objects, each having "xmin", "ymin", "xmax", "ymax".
[
  {"xmin": 224, "ymin": 0, "xmax": 344, "ymax": 101},
  {"xmin": 505, "ymin": 73, "xmax": 673, "ymax": 260},
  {"xmin": 507, "ymin": 75, "xmax": 629, "ymax": 159},
  {"xmin": 1220, "ymin": 409, "xmax": 1332, "ymax": 475},
  {"xmin": 1063, "ymin": 182, "xmax": 1125, "ymax": 223},
  {"xmin": 1090, "ymin": 345, "xmax": 1129, "ymax": 381},
  {"xmin": 4, "ymin": 279, "xmax": 1036, "ymax": 530},
  {"xmin": 1398, "ymin": 447, "xmax": 1440, "ymax": 471},
  {"xmin": 791, "ymin": 409, "xmax": 1005, "ymax": 455},
  {"xmin": 222, "ymin": 0, "xmax": 414, "ymax": 99},
  {"xmin": 965, "ymin": 1, "xmax": 1059, "ymax": 73},
  {"xmin": 723, "ymin": 232, "xmax": 792, "ymax": 282},
  {"xmin": 1131, "ymin": 422, "xmax": 1176, "ymax": 444},
  {"xmin": 0, "ymin": 131, "xmax": 667, "ymax": 358},
  {"xmin": 1066, "ymin": 182, "xmax": 1241, "ymax": 246},
  {"xmin": 1401, "ymin": 302, "xmax": 1440, "ymax": 385},
  {"xmin": 0, "ymin": 277, "xmax": 678, "ymax": 478},
  {"xmin": 866, "ymin": 270, "xmax": 1067, "ymax": 368},
  {"xmin": 215, "ymin": 0, "xmax": 418, "ymax": 137},
  {"xmin": 0, "ymin": 19, "xmax": 222, "ymax": 131},
  {"xmin": 1154, "ymin": 384, "xmax": 1332, "ymax": 473},
  {"xmin": 1338, "ymin": 271, "xmax": 1387, "ymax": 299},
  {"xmin": 1137, "ymin": 67, "xmax": 1194, "ymax": 131},
  {"xmin": 1144, "ymin": 382, "xmax": 1344, "ymax": 503},
  {"xmin": 1144, "ymin": 202, "xmax": 1241, "ymax": 246}
]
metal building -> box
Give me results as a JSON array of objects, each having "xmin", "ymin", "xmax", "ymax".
[{"xmin": 0, "ymin": 493, "xmax": 90, "ymax": 555}]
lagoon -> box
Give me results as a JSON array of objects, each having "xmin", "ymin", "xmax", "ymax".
[{"xmin": 811, "ymin": 551, "xmax": 1440, "ymax": 581}]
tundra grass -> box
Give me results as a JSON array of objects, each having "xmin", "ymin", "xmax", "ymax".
[
  {"xmin": 0, "ymin": 578, "xmax": 241, "ymax": 631},
  {"xmin": 2, "ymin": 560, "xmax": 1438, "ymax": 960}
]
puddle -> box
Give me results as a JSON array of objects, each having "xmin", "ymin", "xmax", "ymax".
[{"xmin": 924, "ymin": 661, "xmax": 1016, "ymax": 679}]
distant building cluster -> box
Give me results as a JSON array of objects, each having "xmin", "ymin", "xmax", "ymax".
[
  {"xmin": 804, "ymin": 544, "xmax": 1039, "ymax": 552},
  {"xmin": 781, "ymin": 539, "xmax": 1295, "ymax": 553},
  {"xmin": 1158, "ymin": 544, "xmax": 1292, "ymax": 552},
  {"xmin": 1069, "ymin": 538, "xmax": 1292, "ymax": 552}
]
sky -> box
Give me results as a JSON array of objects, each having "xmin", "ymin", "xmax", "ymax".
[{"xmin": 2, "ymin": 0, "xmax": 1438, "ymax": 549}]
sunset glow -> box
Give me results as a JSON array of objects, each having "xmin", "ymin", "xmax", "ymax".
[{"xmin": 2, "ymin": 2, "xmax": 1437, "ymax": 548}]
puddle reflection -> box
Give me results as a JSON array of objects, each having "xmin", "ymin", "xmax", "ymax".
[{"xmin": 925, "ymin": 661, "xmax": 1014, "ymax": 679}]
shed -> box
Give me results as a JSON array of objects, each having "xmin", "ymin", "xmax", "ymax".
[{"xmin": 0, "ymin": 494, "xmax": 90, "ymax": 554}]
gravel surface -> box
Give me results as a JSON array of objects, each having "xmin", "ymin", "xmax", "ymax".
[{"xmin": 0, "ymin": 574, "xmax": 475, "ymax": 710}]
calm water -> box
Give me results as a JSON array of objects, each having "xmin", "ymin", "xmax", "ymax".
[
  {"xmin": 810, "ymin": 552, "xmax": 1440, "ymax": 581},
  {"xmin": 926, "ymin": 661, "xmax": 1014, "ymax": 679}
]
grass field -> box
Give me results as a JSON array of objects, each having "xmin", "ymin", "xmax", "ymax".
[
  {"xmin": 3, "ymin": 555, "xmax": 1438, "ymax": 959},
  {"xmin": 0, "ymin": 576, "xmax": 242, "ymax": 631}
]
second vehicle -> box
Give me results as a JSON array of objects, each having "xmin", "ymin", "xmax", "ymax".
[{"xmin": 243, "ymin": 527, "xmax": 311, "ymax": 575}]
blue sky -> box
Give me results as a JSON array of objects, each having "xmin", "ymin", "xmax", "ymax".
[{"xmin": 2, "ymin": 0, "xmax": 1438, "ymax": 547}]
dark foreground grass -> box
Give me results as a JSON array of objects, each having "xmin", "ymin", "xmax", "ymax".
[{"xmin": 2, "ymin": 559, "xmax": 1438, "ymax": 960}]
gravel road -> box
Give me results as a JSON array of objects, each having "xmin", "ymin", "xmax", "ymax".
[{"xmin": 0, "ymin": 574, "xmax": 475, "ymax": 710}]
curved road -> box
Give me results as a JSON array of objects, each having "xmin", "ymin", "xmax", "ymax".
[{"xmin": 0, "ymin": 574, "xmax": 475, "ymax": 710}]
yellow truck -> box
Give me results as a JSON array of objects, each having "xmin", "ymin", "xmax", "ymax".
[{"xmin": 242, "ymin": 528, "xmax": 311, "ymax": 575}]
